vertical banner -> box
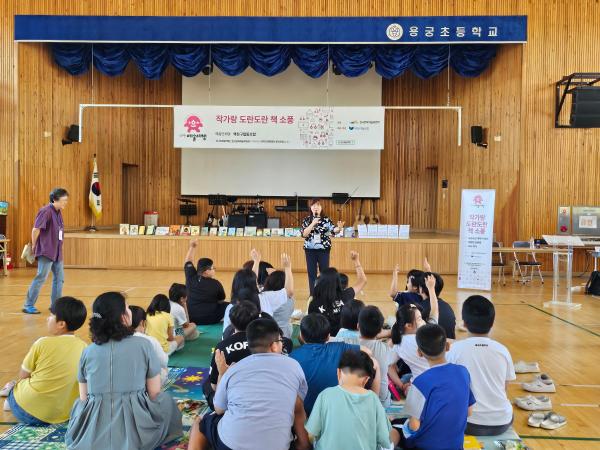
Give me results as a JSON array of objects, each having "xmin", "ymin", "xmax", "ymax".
[{"xmin": 457, "ymin": 189, "xmax": 496, "ymax": 291}]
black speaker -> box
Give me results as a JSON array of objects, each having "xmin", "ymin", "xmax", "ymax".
[
  {"xmin": 470, "ymin": 126, "xmax": 483, "ymax": 144},
  {"xmin": 247, "ymin": 213, "xmax": 267, "ymax": 229},
  {"xmin": 570, "ymin": 87, "xmax": 600, "ymax": 128},
  {"xmin": 228, "ymin": 214, "xmax": 246, "ymax": 228},
  {"xmin": 67, "ymin": 125, "xmax": 80, "ymax": 142}
]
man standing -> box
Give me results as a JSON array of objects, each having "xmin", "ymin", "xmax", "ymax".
[{"xmin": 22, "ymin": 188, "xmax": 68, "ymax": 314}]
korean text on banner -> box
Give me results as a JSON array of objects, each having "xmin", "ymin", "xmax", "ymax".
[
  {"xmin": 174, "ymin": 106, "xmax": 384, "ymax": 150},
  {"xmin": 457, "ymin": 189, "xmax": 495, "ymax": 291}
]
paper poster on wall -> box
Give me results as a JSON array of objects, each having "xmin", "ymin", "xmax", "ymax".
[
  {"xmin": 579, "ymin": 215, "xmax": 598, "ymax": 229},
  {"xmin": 174, "ymin": 106, "xmax": 384, "ymax": 150},
  {"xmin": 457, "ymin": 189, "xmax": 496, "ymax": 291}
]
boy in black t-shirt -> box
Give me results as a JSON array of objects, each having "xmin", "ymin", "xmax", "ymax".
[
  {"xmin": 414, "ymin": 272, "xmax": 456, "ymax": 340},
  {"xmin": 203, "ymin": 301, "xmax": 293, "ymax": 410},
  {"xmin": 184, "ymin": 239, "xmax": 228, "ymax": 325}
]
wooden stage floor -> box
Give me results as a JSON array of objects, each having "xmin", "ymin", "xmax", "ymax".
[{"xmin": 2, "ymin": 268, "xmax": 600, "ymax": 449}]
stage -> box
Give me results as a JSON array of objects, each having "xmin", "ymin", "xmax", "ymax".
[{"xmin": 63, "ymin": 231, "xmax": 459, "ymax": 274}]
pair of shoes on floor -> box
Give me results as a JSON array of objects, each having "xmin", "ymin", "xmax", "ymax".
[
  {"xmin": 514, "ymin": 360, "xmax": 540, "ymax": 373},
  {"xmin": 0, "ymin": 380, "xmax": 15, "ymax": 397},
  {"xmin": 514, "ymin": 395, "xmax": 552, "ymax": 411},
  {"xmin": 22, "ymin": 306, "xmax": 41, "ymax": 314},
  {"xmin": 528, "ymin": 411, "xmax": 567, "ymax": 429},
  {"xmin": 522, "ymin": 373, "xmax": 556, "ymax": 393}
]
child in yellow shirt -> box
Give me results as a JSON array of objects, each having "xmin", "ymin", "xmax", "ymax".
[
  {"xmin": 145, "ymin": 294, "xmax": 184, "ymax": 356},
  {"xmin": 1, "ymin": 297, "xmax": 87, "ymax": 424}
]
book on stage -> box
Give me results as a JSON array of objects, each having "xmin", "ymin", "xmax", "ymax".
[
  {"xmin": 138, "ymin": 225, "xmax": 146, "ymax": 236},
  {"xmin": 180, "ymin": 225, "xmax": 191, "ymax": 236},
  {"xmin": 129, "ymin": 225, "xmax": 139, "ymax": 236},
  {"xmin": 218, "ymin": 227, "xmax": 228, "ymax": 237},
  {"xmin": 244, "ymin": 226, "xmax": 257, "ymax": 237},
  {"xmin": 146, "ymin": 225, "xmax": 156, "ymax": 235},
  {"xmin": 200, "ymin": 227, "xmax": 209, "ymax": 236},
  {"xmin": 263, "ymin": 228, "xmax": 271, "ymax": 237},
  {"xmin": 155, "ymin": 226, "xmax": 169, "ymax": 236},
  {"xmin": 235, "ymin": 228, "xmax": 244, "ymax": 236},
  {"xmin": 169, "ymin": 225, "xmax": 181, "ymax": 236},
  {"xmin": 119, "ymin": 224, "xmax": 130, "ymax": 235},
  {"xmin": 190, "ymin": 226, "xmax": 200, "ymax": 236},
  {"xmin": 209, "ymin": 227, "xmax": 218, "ymax": 236},
  {"xmin": 227, "ymin": 227, "xmax": 236, "ymax": 236}
]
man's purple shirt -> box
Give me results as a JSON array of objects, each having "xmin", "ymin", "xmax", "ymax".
[{"xmin": 33, "ymin": 204, "xmax": 64, "ymax": 262}]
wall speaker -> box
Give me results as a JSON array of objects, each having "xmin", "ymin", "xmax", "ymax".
[
  {"xmin": 470, "ymin": 126, "xmax": 488, "ymax": 148},
  {"xmin": 570, "ymin": 87, "xmax": 600, "ymax": 128}
]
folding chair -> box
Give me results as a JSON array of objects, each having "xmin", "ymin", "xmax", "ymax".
[
  {"xmin": 492, "ymin": 242, "xmax": 506, "ymax": 285},
  {"xmin": 512, "ymin": 241, "xmax": 544, "ymax": 284}
]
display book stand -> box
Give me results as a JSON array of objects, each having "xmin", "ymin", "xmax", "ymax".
[{"xmin": 542, "ymin": 235, "xmax": 583, "ymax": 309}]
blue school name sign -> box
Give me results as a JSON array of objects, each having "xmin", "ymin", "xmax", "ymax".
[{"xmin": 14, "ymin": 16, "xmax": 527, "ymax": 44}]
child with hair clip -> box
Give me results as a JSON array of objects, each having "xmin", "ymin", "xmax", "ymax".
[
  {"xmin": 65, "ymin": 292, "xmax": 182, "ymax": 449},
  {"xmin": 146, "ymin": 294, "xmax": 184, "ymax": 356},
  {"xmin": 387, "ymin": 274, "xmax": 439, "ymax": 396},
  {"xmin": 130, "ymin": 305, "xmax": 169, "ymax": 386}
]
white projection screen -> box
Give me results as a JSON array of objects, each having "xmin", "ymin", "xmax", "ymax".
[{"xmin": 181, "ymin": 65, "xmax": 382, "ymax": 197}]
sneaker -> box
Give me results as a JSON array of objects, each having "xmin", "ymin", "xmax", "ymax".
[
  {"xmin": 0, "ymin": 380, "xmax": 15, "ymax": 397},
  {"xmin": 522, "ymin": 374, "xmax": 556, "ymax": 393},
  {"xmin": 3, "ymin": 399, "xmax": 11, "ymax": 412},
  {"xmin": 22, "ymin": 306, "xmax": 41, "ymax": 315},
  {"xmin": 514, "ymin": 395, "xmax": 552, "ymax": 411},
  {"xmin": 514, "ymin": 360, "xmax": 541, "ymax": 373},
  {"xmin": 528, "ymin": 412, "xmax": 548, "ymax": 427},
  {"xmin": 541, "ymin": 412, "xmax": 567, "ymax": 430}
]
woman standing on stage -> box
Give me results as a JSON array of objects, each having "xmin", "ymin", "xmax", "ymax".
[{"xmin": 301, "ymin": 198, "xmax": 344, "ymax": 297}]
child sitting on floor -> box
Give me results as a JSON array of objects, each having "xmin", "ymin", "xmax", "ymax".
[
  {"xmin": 337, "ymin": 305, "xmax": 393, "ymax": 407},
  {"xmin": 1, "ymin": 297, "xmax": 87, "ymax": 425},
  {"xmin": 334, "ymin": 299, "xmax": 364, "ymax": 340},
  {"xmin": 401, "ymin": 324, "xmax": 475, "ymax": 450},
  {"xmin": 447, "ymin": 295, "xmax": 516, "ymax": 436},
  {"xmin": 130, "ymin": 305, "xmax": 169, "ymax": 385},
  {"xmin": 145, "ymin": 294, "xmax": 184, "ymax": 356},
  {"xmin": 306, "ymin": 349, "xmax": 399, "ymax": 450},
  {"xmin": 388, "ymin": 274, "xmax": 439, "ymax": 394},
  {"xmin": 169, "ymin": 282, "xmax": 200, "ymax": 341}
]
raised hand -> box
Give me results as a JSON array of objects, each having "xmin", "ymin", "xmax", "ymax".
[
  {"xmin": 281, "ymin": 253, "xmax": 291, "ymax": 269},
  {"xmin": 350, "ymin": 251, "xmax": 359, "ymax": 261},
  {"xmin": 250, "ymin": 248, "xmax": 261, "ymax": 262},
  {"xmin": 425, "ymin": 274, "xmax": 436, "ymax": 292},
  {"xmin": 189, "ymin": 238, "xmax": 199, "ymax": 248}
]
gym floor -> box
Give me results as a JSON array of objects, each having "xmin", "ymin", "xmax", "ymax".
[{"xmin": 1, "ymin": 267, "xmax": 600, "ymax": 449}]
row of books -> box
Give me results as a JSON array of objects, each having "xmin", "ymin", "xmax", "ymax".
[
  {"xmin": 119, "ymin": 223, "xmax": 411, "ymax": 239},
  {"xmin": 119, "ymin": 224, "xmax": 303, "ymax": 237}
]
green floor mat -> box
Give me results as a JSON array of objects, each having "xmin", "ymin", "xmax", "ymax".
[{"xmin": 168, "ymin": 324, "xmax": 223, "ymax": 368}]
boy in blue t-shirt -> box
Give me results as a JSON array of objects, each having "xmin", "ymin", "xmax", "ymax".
[{"xmin": 402, "ymin": 324, "xmax": 475, "ymax": 450}]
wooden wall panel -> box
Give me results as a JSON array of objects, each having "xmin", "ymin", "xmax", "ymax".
[{"xmin": 2, "ymin": 0, "xmax": 599, "ymax": 272}]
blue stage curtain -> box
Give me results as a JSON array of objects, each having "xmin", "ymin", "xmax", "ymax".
[
  {"xmin": 331, "ymin": 45, "xmax": 374, "ymax": 77},
  {"xmin": 212, "ymin": 44, "xmax": 249, "ymax": 76},
  {"xmin": 170, "ymin": 44, "xmax": 209, "ymax": 77},
  {"xmin": 374, "ymin": 45, "xmax": 416, "ymax": 79},
  {"xmin": 128, "ymin": 44, "xmax": 169, "ymax": 79},
  {"xmin": 450, "ymin": 44, "xmax": 498, "ymax": 77},
  {"xmin": 249, "ymin": 45, "xmax": 291, "ymax": 76},
  {"xmin": 411, "ymin": 44, "xmax": 450, "ymax": 79},
  {"xmin": 291, "ymin": 45, "xmax": 329, "ymax": 78},
  {"xmin": 51, "ymin": 43, "xmax": 92, "ymax": 76},
  {"xmin": 50, "ymin": 43, "xmax": 497, "ymax": 80},
  {"xmin": 92, "ymin": 44, "xmax": 130, "ymax": 76}
]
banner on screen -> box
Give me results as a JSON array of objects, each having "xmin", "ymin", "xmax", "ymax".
[
  {"xmin": 174, "ymin": 106, "xmax": 384, "ymax": 150},
  {"xmin": 458, "ymin": 189, "xmax": 496, "ymax": 291}
]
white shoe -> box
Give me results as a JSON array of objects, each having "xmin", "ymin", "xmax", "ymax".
[
  {"xmin": 3, "ymin": 399, "xmax": 11, "ymax": 412},
  {"xmin": 528, "ymin": 412, "xmax": 548, "ymax": 427},
  {"xmin": 514, "ymin": 360, "xmax": 540, "ymax": 373},
  {"xmin": 0, "ymin": 380, "xmax": 15, "ymax": 397},
  {"xmin": 514, "ymin": 395, "xmax": 552, "ymax": 411},
  {"xmin": 522, "ymin": 374, "xmax": 556, "ymax": 393},
  {"xmin": 541, "ymin": 412, "xmax": 567, "ymax": 430}
]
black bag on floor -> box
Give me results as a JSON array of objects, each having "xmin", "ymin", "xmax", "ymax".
[{"xmin": 585, "ymin": 271, "xmax": 600, "ymax": 295}]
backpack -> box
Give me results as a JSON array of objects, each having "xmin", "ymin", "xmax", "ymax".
[{"xmin": 585, "ymin": 271, "xmax": 600, "ymax": 295}]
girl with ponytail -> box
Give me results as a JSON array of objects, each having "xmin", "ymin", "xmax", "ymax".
[{"xmin": 387, "ymin": 274, "xmax": 439, "ymax": 394}]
